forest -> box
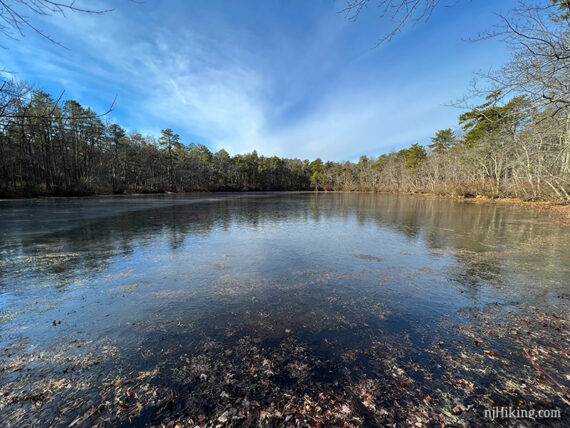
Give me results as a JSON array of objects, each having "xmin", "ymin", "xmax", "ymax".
[
  {"xmin": 1, "ymin": 83, "xmax": 568, "ymax": 200},
  {"xmin": 0, "ymin": 1, "xmax": 568, "ymax": 201}
]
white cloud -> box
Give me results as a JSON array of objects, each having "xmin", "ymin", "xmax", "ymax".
[{"xmin": 0, "ymin": 0, "xmax": 510, "ymax": 161}]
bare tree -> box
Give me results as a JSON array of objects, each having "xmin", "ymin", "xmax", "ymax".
[
  {"xmin": 0, "ymin": 1, "xmax": 113, "ymax": 46},
  {"xmin": 478, "ymin": 1, "xmax": 570, "ymax": 117},
  {"xmin": 0, "ymin": 2, "xmax": 123, "ymax": 126},
  {"xmin": 343, "ymin": 1, "xmax": 568, "ymax": 115},
  {"xmin": 341, "ymin": 0, "xmax": 443, "ymax": 44}
]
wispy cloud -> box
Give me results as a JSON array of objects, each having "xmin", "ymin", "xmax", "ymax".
[{"xmin": 0, "ymin": 0, "xmax": 514, "ymax": 161}]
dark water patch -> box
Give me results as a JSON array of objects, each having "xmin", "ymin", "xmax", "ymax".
[{"xmin": 355, "ymin": 254, "xmax": 385, "ymax": 263}]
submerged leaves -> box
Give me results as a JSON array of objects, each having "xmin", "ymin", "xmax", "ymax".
[{"xmin": 0, "ymin": 300, "xmax": 567, "ymax": 426}]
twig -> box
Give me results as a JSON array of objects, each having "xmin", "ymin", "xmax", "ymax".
[{"xmin": 523, "ymin": 348, "xmax": 570, "ymax": 401}]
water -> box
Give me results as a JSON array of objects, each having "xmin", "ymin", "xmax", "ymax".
[{"xmin": 1, "ymin": 193, "xmax": 568, "ymax": 426}]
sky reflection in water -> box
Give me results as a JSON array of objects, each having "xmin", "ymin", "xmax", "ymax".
[{"xmin": 1, "ymin": 193, "xmax": 568, "ymax": 347}]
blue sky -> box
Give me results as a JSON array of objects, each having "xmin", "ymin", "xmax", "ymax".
[{"xmin": 1, "ymin": 0, "xmax": 517, "ymax": 161}]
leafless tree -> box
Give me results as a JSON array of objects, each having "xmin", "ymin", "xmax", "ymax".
[
  {"xmin": 341, "ymin": 0, "xmax": 444, "ymax": 44},
  {"xmin": 0, "ymin": 1, "xmax": 113, "ymax": 46},
  {"xmin": 0, "ymin": 2, "xmax": 124, "ymax": 125},
  {"xmin": 476, "ymin": 1, "xmax": 570, "ymax": 117}
]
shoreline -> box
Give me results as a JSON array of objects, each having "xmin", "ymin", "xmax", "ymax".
[
  {"xmin": 317, "ymin": 190, "xmax": 570, "ymax": 225},
  {"xmin": 425, "ymin": 193, "xmax": 570, "ymax": 225},
  {"xmin": 2, "ymin": 189, "xmax": 569, "ymax": 225}
]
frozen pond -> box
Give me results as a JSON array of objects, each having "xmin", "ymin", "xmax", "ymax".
[{"xmin": 0, "ymin": 193, "xmax": 568, "ymax": 426}]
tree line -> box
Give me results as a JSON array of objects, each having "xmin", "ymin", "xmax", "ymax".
[
  {"xmin": 0, "ymin": 83, "xmax": 567, "ymax": 200},
  {"xmin": 310, "ymin": 92, "xmax": 569, "ymax": 201},
  {"xmin": 0, "ymin": 84, "xmax": 312, "ymax": 195}
]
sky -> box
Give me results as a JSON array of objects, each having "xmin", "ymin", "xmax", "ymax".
[{"xmin": 0, "ymin": 0, "xmax": 518, "ymax": 161}]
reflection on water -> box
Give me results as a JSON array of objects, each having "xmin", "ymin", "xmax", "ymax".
[{"xmin": 0, "ymin": 193, "xmax": 568, "ymax": 426}]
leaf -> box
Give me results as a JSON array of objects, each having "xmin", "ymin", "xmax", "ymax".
[{"xmin": 50, "ymin": 380, "xmax": 66, "ymax": 390}]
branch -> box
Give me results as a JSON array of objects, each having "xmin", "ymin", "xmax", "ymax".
[
  {"xmin": 340, "ymin": 0, "xmax": 443, "ymax": 45},
  {"xmin": 0, "ymin": 0, "xmax": 113, "ymax": 46}
]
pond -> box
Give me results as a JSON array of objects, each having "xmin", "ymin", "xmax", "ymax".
[{"xmin": 0, "ymin": 193, "xmax": 568, "ymax": 426}]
